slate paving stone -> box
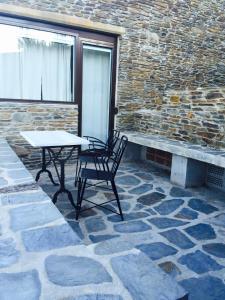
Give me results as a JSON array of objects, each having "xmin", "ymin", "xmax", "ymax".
[
  {"xmin": 89, "ymin": 234, "xmax": 120, "ymax": 243},
  {"xmin": 209, "ymin": 213, "xmax": 225, "ymax": 228},
  {"xmin": 148, "ymin": 217, "xmax": 188, "ymax": 229},
  {"xmin": 114, "ymin": 220, "xmax": 151, "ymax": 233},
  {"xmin": 1, "ymin": 190, "xmax": 48, "ymax": 205},
  {"xmin": 0, "ymin": 177, "xmax": 8, "ymax": 186},
  {"xmin": 145, "ymin": 208, "xmax": 157, "ymax": 215},
  {"xmin": 68, "ymin": 221, "xmax": 84, "ymax": 240},
  {"xmin": 111, "ymin": 253, "xmax": 186, "ymax": 300},
  {"xmin": 158, "ymin": 261, "xmax": 181, "ymax": 278},
  {"xmin": 203, "ymin": 243, "xmax": 225, "ymax": 258},
  {"xmin": 45, "ymin": 255, "xmax": 112, "ymax": 286},
  {"xmin": 85, "ymin": 216, "xmax": 106, "ymax": 233},
  {"xmin": 22, "ymin": 223, "xmax": 81, "ymax": 251},
  {"xmin": 160, "ymin": 229, "xmax": 195, "ymax": 249},
  {"xmin": 170, "ymin": 187, "xmax": 192, "ymax": 197},
  {"xmin": 116, "ymin": 175, "xmax": 141, "ymax": 186},
  {"xmin": 188, "ymin": 198, "xmax": 218, "ymax": 214},
  {"xmin": 134, "ymin": 172, "xmax": 154, "ymax": 181},
  {"xmin": 94, "ymin": 239, "xmax": 133, "ymax": 255},
  {"xmin": 66, "ymin": 208, "xmax": 97, "ymax": 219},
  {"xmin": 180, "ymin": 275, "xmax": 225, "ymax": 300},
  {"xmin": 154, "ymin": 198, "xmax": 184, "ymax": 215},
  {"xmin": 184, "ymin": 223, "xmax": 216, "ymax": 240},
  {"xmin": 137, "ymin": 192, "xmax": 166, "ymax": 206},
  {"xmin": 97, "ymin": 204, "xmax": 116, "ymax": 215},
  {"xmin": 156, "ymin": 187, "xmax": 165, "ymax": 193},
  {"xmin": 178, "ymin": 250, "xmax": 223, "ymax": 274},
  {"xmin": 137, "ymin": 242, "xmax": 178, "ymax": 260},
  {"xmin": 133, "ymin": 203, "xmax": 146, "ymax": 211},
  {"xmin": 0, "ymin": 238, "xmax": 20, "ymax": 268},
  {"xmin": 129, "ymin": 183, "xmax": 153, "ymax": 195},
  {"xmin": 175, "ymin": 207, "xmax": 198, "ymax": 220},
  {"xmin": 10, "ymin": 202, "xmax": 62, "ymax": 231},
  {"xmin": 112, "ymin": 201, "xmax": 131, "ymax": 211},
  {"xmin": 108, "ymin": 211, "xmax": 149, "ymax": 223},
  {"xmin": 0, "ymin": 270, "xmax": 41, "ymax": 300},
  {"xmin": 71, "ymin": 295, "xmax": 123, "ymax": 300}
]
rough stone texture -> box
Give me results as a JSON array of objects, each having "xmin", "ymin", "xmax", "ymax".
[
  {"xmin": 0, "ymin": 102, "xmax": 78, "ymax": 168},
  {"xmin": 0, "ymin": 270, "xmax": 41, "ymax": 300},
  {"xmin": 137, "ymin": 242, "xmax": 178, "ymax": 260},
  {"xmin": 111, "ymin": 253, "xmax": 187, "ymax": 300},
  {"xmin": 160, "ymin": 229, "xmax": 195, "ymax": 249},
  {"xmin": 0, "ymin": 0, "xmax": 225, "ymax": 168},
  {"xmin": 0, "ymin": 238, "xmax": 20, "ymax": 268},
  {"xmin": 45, "ymin": 255, "xmax": 112, "ymax": 286}
]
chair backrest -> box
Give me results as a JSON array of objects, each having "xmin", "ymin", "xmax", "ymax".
[
  {"xmin": 110, "ymin": 135, "xmax": 128, "ymax": 176},
  {"xmin": 107, "ymin": 129, "xmax": 120, "ymax": 152}
]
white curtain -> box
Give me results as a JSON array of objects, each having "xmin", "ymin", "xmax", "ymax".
[
  {"xmin": 0, "ymin": 24, "xmax": 73, "ymax": 101},
  {"xmin": 82, "ymin": 45, "xmax": 111, "ymax": 142}
]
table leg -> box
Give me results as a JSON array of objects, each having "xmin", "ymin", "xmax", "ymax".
[
  {"xmin": 52, "ymin": 159, "xmax": 76, "ymax": 208},
  {"xmin": 35, "ymin": 148, "xmax": 59, "ymax": 186}
]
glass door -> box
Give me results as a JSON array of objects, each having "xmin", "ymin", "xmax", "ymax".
[{"xmin": 82, "ymin": 44, "xmax": 112, "ymax": 142}]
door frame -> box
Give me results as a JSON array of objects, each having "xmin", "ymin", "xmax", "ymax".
[{"xmin": 76, "ymin": 32, "xmax": 118, "ymax": 138}]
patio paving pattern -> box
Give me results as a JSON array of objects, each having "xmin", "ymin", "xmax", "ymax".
[{"xmin": 35, "ymin": 161, "xmax": 225, "ymax": 300}]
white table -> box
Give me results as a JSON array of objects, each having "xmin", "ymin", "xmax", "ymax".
[{"xmin": 21, "ymin": 130, "xmax": 89, "ymax": 206}]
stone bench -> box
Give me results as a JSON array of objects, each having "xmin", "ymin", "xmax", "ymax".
[
  {"xmin": 0, "ymin": 137, "xmax": 188, "ymax": 300},
  {"xmin": 122, "ymin": 131, "xmax": 225, "ymax": 188}
]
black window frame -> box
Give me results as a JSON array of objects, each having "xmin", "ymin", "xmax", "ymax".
[{"xmin": 0, "ymin": 13, "xmax": 118, "ymax": 107}]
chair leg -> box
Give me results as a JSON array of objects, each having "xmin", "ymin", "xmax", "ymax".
[
  {"xmin": 75, "ymin": 160, "xmax": 82, "ymax": 187},
  {"xmin": 111, "ymin": 179, "xmax": 123, "ymax": 221},
  {"xmin": 76, "ymin": 178, "xmax": 87, "ymax": 220}
]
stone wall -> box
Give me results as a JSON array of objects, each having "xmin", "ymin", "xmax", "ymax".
[
  {"xmin": 0, "ymin": 102, "xmax": 78, "ymax": 168},
  {"xmin": 0, "ymin": 0, "xmax": 225, "ymax": 168}
]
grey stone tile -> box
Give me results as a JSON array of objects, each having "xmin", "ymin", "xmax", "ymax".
[
  {"xmin": 184, "ymin": 223, "xmax": 216, "ymax": 240},
  {"xmin": 137, "ymin": 242, "xmax": 178, "ymax": 260},
  {"xmin": 45, "ymin": 255, "xmax": 112, "ymax": 286},
  {"xmin": 160, "ymin": 229, "xmax": 195, "ymax": 249}
]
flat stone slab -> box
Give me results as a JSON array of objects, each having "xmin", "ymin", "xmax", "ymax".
[
  {"xmin": 85, "ymin": 216, "xmax": 106, "ymax": 233},
  {"xmin": 137, "ymin": 192, "xmax": 166, "ymax": 206},
  {"xmin": 22, "ymin": 223, "xmax": 81, "ymax": 252},
  {"xmin": 116, "ymin": 175, "xmax": 141, "ymax": 186},
  {"xmin": 89, "ymin": 234, "xmax": 120, "ymax": 243},
  {"xmin": 154, "ymin": 199, "xmax": 184, "ymax": 215},
  {"xmin": 209, "ymin": 213, "xmax": 225, "ymax": 228},
  {"xmin": 178, "ymin": 250, "xmax": 223, "ymax": 274},
  {"xmin": 0, "ymin": 238, "xmax": 20, "ymax": 268},
  {"xmin": 0, "ymin": 270, "xmax": 41, "ymax": 300},
  {"xmin": 123, "ymin": 130, "xmax": 225, "ymax": 168},
  {"xmin": 158, "ymin": 261, "xmax": 181, "ymax": 278},
  {"xmin": 95, "ymin": 239, "xmax": 133, "ymax": 255},
  {"xmin": 184, "ymin": 223, "xmax": 216, "ymax": 240},
  {"xmin": 148, "ymin": 217, "xmax": 188, "ymax": 229},
  {"xmin": 170, "ymin": 187, "xmax": 192, "ymax": 198},
  {"xmin": 45, "ymin": 255, "xmax": 112, "ymax": 286},
  {"xmin": 137, "ymin": 242, "xmax": 178, "ymax": 260},
  {"xmin": 114, "ymin": 220, "xmax": 151, "ymax": 233},
  {"xmin": 10, "ymin": 202, "xmax": 62, "ymax": 231},
  {"xmin": 134, "ymin": 172, "xmax": 154, "ymax": 181},
  {"xmin": 129, "ymin": 183, "xmax": 153, "ymax": 195},
  {"xmin": 188, "ymin": 198, "xmax": 218, "ymax": 214},
  {"xmin": 1, "ymin": 190, "xmax": 48, "ymax": 205},
  {"xmin": 180, "ymin": 275, "xmax": 225, "ymax": 300},
  {"xmin": 175, "ymin": 207, "xmax": 198, "ymax": 220},
  {"xmin": 202, "ymin": 243, "xmax": 225, "ymax": 258},
  {"xmin": 71, "ymin": 295, "xmax": 123, "ymax": 300},
  {"xmin": 160, "ymin": 229, "xmax": 195, "ymax": 249},
  {"xmin": 108, "ymin": 212, "xmax": 149, "ymax": 223},
  {"xmin": 111, "ymin": 253, "xmax": 187, "ymax": 300}
]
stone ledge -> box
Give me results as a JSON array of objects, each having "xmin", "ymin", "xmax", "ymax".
[
  {"xmin": 123, "ymin": 131, "xmax": 225, "ymax": 168},
  {"xmin": 0, "ymin": 4, "xmax": 125, "ymax": 35}
]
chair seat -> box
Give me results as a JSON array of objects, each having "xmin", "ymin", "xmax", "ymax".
[{"xmin": 80, "ymin": 168, "xmax": 113, "ymax": 181}]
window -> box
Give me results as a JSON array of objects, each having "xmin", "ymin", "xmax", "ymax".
[{"xmin": 0, "ymin": 23, "xmax": 75, "ymax": 102}]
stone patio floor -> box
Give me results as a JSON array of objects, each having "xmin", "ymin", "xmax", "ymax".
[{"xmin": 32, "ymin": 160, "xmax": 225, "ymax": 300}]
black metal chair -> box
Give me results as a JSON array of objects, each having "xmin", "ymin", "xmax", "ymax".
[
  {"xmin": 75, "ymin": 135, "xmax": 128, "ymax": 220},
  {"xmin": 74, "ymin": 130, "xmax": 120, "ymax": 186}
]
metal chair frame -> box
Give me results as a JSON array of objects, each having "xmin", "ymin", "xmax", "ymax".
[{"xmin": 76, "ymin": 135, "xmax": 128, "ymax": 220}]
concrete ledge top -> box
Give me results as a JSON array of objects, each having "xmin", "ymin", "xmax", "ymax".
[
  {"xmin": 122, "ymin": 131, "xmax": 225, "ymax": 168},
  {"xmin": 0, "ymin": 137, "xmax": 187, "ymax": 300},
  {"xmin": 0, "ymin": 4, "xmax": 125, "ymax": 35}
]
